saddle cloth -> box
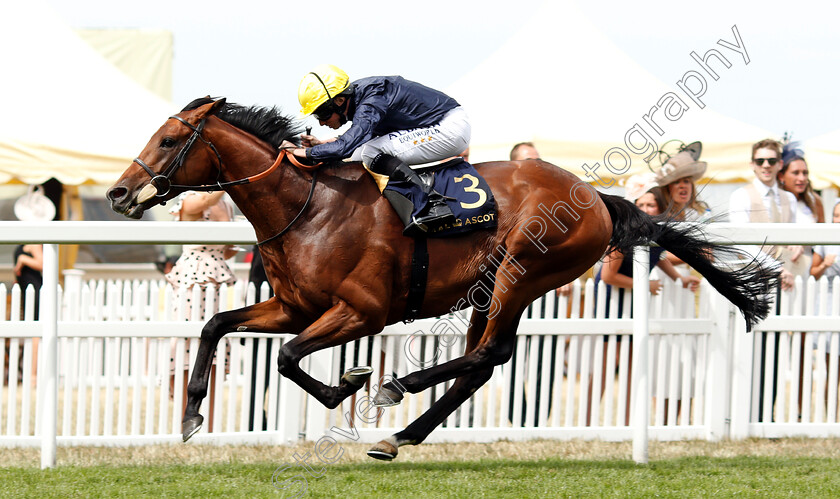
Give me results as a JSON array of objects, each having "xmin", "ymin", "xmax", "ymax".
[{"xmin": 384, "ymin": 158, "xmax": 498, "ymax": 237}]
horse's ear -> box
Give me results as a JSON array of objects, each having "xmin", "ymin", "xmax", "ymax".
[
  {"xmin": 192, "ymin": 98, "xmax": 227, "ymax": 121},
  {"xmin": 210, "ymin": 97, "xmax": 227, "ymax": 115}
]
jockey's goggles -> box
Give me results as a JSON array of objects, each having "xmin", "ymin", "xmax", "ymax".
[{"xmin": 313, "ymin": 100, "xmax": 338, "ymax": 121}]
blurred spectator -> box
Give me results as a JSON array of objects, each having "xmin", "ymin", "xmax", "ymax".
[
  {"xmin": 778, "ymin": 141, "xmax": 824, "ymax": 283},
  {"xmin": 247, "ymin": 246, "xmax": 271, "ymax": 296},
  {"xmin": 589, "ymin": 174, "xmax": 699, "ymax": 425},
  {"xmin": 166, "ymin": 190, "xmax": 238, "ymax": 428},
  {"xmin": 653, "ymin": 141, "xmax": 709, "ymax": 221},
  {"xmin": 511, "ymin": 142, "xmax": 575, "ymax": 298},
  {"xmin": 598, "ymin": 175, "xmax": 700, "ymax": 311},
  {"xmin": 510, "ymin": 142, "xmax": 540, "ymax": 161},
  {"xmin": 778, "ymin": 141, "xmax": 823, "ymax": 417},
  {"xmin": 811, "ymin": 201, "xmax": 840, "ymax": 284},
  {"xmin": 247, "ymin": 245, "xmax": 274, "ymax": 431},
  {"xmin": 5, "ymin": 185, "xmax": 54, "ymax": 384},
  {"xmin": 13, "ymin": 244, "xmax": 43, "ymax": 317},
  {"xmin": 12, "ymin": 185, "xmax": 55, "ymax": 319},
  {"xmin": 728, "ymin": 138, "xmax": 797, "ymax": 289},
  {"xmin": 780, "ymin": 141, "xmax": 824, "ymax": 223},
  {"xmin": 729, "ymin": 138, "xmax": 797, "ymax": 422},
  {"xmin": 5, "ymin": 238, "xmax": 42, "ymax": 384},
  {"xmin": 653, "ymin": 141, "xmax": 710, "ymax": 267},
  {"xmin": 154, "ymin": 254, "xmax": 180, "ymax": 276},
  {"xmin": 810, "ymin": 200, "xmax": 840, "ymax": 411},
  {"xmin": 166, "ymin": 190, "xmax": 238, "ymax": 318},
  {"xmin": 506, "ymin": 140, "xmax": 543, "ymax": 424}
]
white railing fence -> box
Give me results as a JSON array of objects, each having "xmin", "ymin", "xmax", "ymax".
[
  {"xmin": 2, "ymin": 221, "xmax": 840, "ymax": 469},
  {"xmin": 1, "ymin": 274, "xmax": 712, "ymax": 447}
]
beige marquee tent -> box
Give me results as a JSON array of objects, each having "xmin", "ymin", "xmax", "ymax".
[
  {"xmin": 0, "ymin": 0, "xmax": 177, "ymax": 186},
  {"xmin": 803, "ymin": 130, "xmax": 840, "ymax": 190},
  {"xmin": 445, "ymin": 1, "xmax": 780, "ymax": 188}
]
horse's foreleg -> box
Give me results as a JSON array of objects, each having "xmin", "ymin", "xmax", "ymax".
[
  {"xmin": 182, "ymin": 298, "xmax": 304, "ymax": 442},
  {"xmin": 276, "ymin": 301, "xmax": 376, "ymax": 409}
]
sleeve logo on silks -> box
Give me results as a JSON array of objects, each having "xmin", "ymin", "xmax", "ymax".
[{"xmin": 388, "ymin": 126, "xmax": 442, "ymax": 144}]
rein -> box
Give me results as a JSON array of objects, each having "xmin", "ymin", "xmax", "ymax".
[
  {"xmin": 133, "ymin": 114, "xmax": 324, "ymax": 243},
  {"xmin": 256, "ymin": 167, "xmax": 319, "ymax": 246}
]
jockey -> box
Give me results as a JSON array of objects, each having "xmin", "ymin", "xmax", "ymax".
[{"xmin": 292, "ymin": 64, "xmax": 471, "ymax": 236}]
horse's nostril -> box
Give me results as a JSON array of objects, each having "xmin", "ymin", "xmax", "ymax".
[{"xmin": 108, "ymin": 187, "xmax": 128, "ymax": 202}]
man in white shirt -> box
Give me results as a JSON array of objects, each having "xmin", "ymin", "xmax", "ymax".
[
  {"xmin": 729, "ymin": 138, "xmax": 798, "ymax": 423},
  {"xmin": 728, "ymin": 138, "xmax": 797, "ymax": 290}
]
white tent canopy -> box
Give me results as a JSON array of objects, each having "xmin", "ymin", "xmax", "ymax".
[
  {"xmin": 0, "ymin": 1, "xmax": 176, "ymax": 186},
  {"xmin": 803, "ymin": 130, "xmax": 840, "ymax": 189},
  {"xmin": 446, "ymin": 0, "xmax": 776, "ymax": 186}
]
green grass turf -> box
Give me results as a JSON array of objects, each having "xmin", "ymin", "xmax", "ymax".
[{"xmin": 1, "ymin": 455, "xmax": 838, "ymax": 498}]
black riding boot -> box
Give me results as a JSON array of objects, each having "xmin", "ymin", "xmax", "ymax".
[{"xmin": 369, "ymin": 154, "xmax": 455, "ymax": 236}]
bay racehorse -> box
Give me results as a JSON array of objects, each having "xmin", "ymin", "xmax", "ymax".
[{"xmin": 108, "ymin": 97, "xmax": 777, "ymax": 460}]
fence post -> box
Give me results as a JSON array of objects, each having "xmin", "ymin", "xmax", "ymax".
[
  {"xmin": 728, "ymin": 304, "xmax": 752, "ymax": 438},
  {"xmin": 62, "ymin": 269, "xmax": 85, "ymax": 319},
  {"xmin": 705, "ymin": 285, "xmax": 731, "ymax": 440},
  {"xmin": 40, "ymin": 244, "xmax": 59, "ymax": 469},
  {"xmin": 631, "ymin": 246, "xmax": 650, "ymax": 464}
]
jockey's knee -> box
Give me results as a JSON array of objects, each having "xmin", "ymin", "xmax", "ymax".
[{"xmin": 361, "ymin": 144, "xmax": 389, "ymax": 171}]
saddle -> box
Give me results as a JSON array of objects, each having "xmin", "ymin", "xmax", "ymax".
[{"xmin": 384, "ymin": 158, "xmax": 498, "ymax": 238}]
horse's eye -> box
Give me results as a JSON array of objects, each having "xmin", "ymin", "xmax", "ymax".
[{"xmin": 160, "ymin": 137, "xmax": 176, "ymax": 149}]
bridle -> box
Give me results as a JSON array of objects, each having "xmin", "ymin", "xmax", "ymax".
[
  {"xmin": 133, "ymin": 115, "xmax": 226, "ymax": 198},
  {"xmin": 133, "ymin": 113, "xmax": 322, "ymax": 245}
]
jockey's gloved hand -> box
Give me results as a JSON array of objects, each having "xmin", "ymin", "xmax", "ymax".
[{"xmin": 301, "ymin": 135, "xmax": 319, "ymax": 147}]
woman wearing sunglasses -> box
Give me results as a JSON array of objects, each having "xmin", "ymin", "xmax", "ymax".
[{"xmin": 291, "ymin": 64, "xmax": 471, "ymax": 236}]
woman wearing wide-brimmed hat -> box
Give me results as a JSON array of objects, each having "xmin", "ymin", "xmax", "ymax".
[{"xmin": 654, "ymin": 141, "xmax": 709, "ymax": 221}]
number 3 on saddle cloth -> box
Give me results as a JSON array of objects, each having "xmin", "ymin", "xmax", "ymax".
[{"xmin": 383, "ymin": 158, "xmax": 498, "ymax": 237}]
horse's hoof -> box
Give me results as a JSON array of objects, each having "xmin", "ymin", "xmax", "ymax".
[
  {"xmin": 367, "ymin": 438, "xmax": 398, "ymax": 461},
  {"xmin": 341, "ymin": 366, "xmax": 373, "ymax": 389},
  {"xmin": 182, "ymin": 415, "xmax": 204, "ymax": 442},
  {"xmin": 372, "ymin": 384, "xmax": 404, "ymax": 407}
]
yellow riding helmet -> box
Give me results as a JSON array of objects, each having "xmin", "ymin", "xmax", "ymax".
[{"xmin": 298, "ymin": 64, "xmax": 350, "ymax": 116}]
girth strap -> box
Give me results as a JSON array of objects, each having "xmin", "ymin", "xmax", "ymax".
[{"xmin": 404, "ymin": 237, "xmax": 429, "ymax": 322}]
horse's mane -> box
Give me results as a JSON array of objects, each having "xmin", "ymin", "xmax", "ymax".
[{"xmin": 183, "ymin": 97, "xmax": 302, "ymax": 149}]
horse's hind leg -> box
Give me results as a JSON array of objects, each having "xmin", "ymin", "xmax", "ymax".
[
  {"xmin": 182, "ymin": 299, "xmax": 305, "ymax": 441},
  {"xmin": 368, "ymin": 366, "xmax": 497, "ymax": 460},
  {"xmin": 376, "ymin": 303, "xmax": 522, "ymax": 406},
  {"xmin": 368, "ymin": 311, "xmax": 516, "ymax": 460}
]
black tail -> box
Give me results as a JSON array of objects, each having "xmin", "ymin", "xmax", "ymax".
[{"xmin": 598, "ymin": 192, "xmax": 780, "ymax": 331}]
